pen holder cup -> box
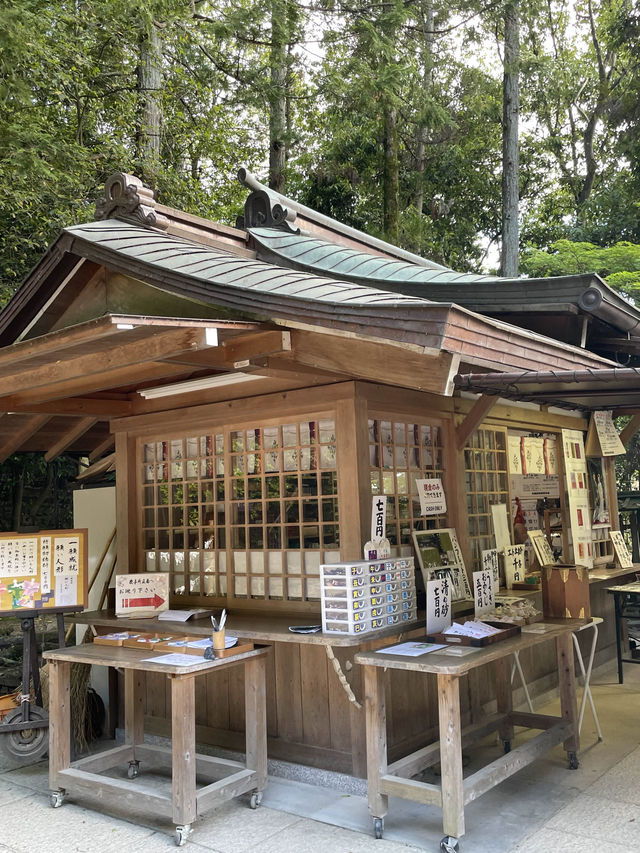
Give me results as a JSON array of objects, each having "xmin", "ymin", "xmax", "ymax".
[{"xmin": 212, "ymin": 629, "xmax": 226, "ymax": 656}]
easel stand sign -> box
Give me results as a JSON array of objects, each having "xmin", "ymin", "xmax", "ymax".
[{"xmin": 0, "ymin": 529, "xmax": 88, "ymax": 616}]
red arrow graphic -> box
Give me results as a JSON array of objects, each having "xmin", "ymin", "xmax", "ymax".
[{"xmin": 122, "ymin": 593, "xmax": 165, "ymax": 608}]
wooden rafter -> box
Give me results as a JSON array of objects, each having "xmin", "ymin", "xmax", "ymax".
[
  {"xmin": 456, "ymin": 395, "xmax": 499, "ymax": 450},
  {"xmin": 620, "ymin": 414, "xmax": 640, "ymax": 447},
  {"xmin": 76, "ymin": 452, "xmax": 115, "ymax": 481},
  {"xmin": 232, "ymin": 356, "xmax": 345, "ymax": 382},
  {"xmin": 0, "ymin": 415, "xmax": 52, "ymax": 463},
  {"xmin": 89, "ymin": 434, "xmax": 115, "ymax": 462},
  {"xmin": 45, "ymin": 417, "xmax": 98, "ymax": 462}
]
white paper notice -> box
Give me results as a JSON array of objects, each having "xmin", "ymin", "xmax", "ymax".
[
  {"xmin": 376, "ymin": 642, "xmax": 448, "ymax": 656},
  {"xmin": 54, "ymin": 573, "xmax": 77, "ymax": 607},
  {"xmin": 611, "ymin": 530, "xmax": 634, "ymax": 569},
  {"xmin": 53, "ymin": 537, "xmax": 80, "ymax": 575},
  {"xmin": 40, "ymin": 536, "xmax": 51, "ymax": 595},
  {"xmin": 426, "ymin": 577, "xmax": 452, "ymax": 634},
  {"xmin": 0, "ymin": 538, "xmax": 38, "ymax": 578},
  {"xmin": 141, "ymin": 653, "xmax": 204, "ymax": 667},
  {"xmin": 416, "ymin": 478, "xmax": 447, "ymax": 516}
]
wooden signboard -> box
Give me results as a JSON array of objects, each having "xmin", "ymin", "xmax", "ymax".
[{"xmin": 0, "ymin": 529, "xmax": 88, "ymax": 616}]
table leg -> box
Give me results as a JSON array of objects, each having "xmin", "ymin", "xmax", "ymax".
[
  {"xmin": 363, "ymin": 664, "xmax": 388, "ymax": 827},
  {"xmin": 124, "ymin": 669, "xmax": 144, "ymax": 746},
  {"xmin": 614, "ymin": 593, "xmax": 624, "ymax": 684},
  {"xmin": 245, "ymin": 656, "xmax": 268, "ymax": 796},
  {"xmin": 48, "ymin": 659, "xmax": 71, "ymax": 798},
  {"xmin": 556, "ymin": 631, "xmax": 579, "ymax": 766},
  {"xmin": 437, "ymin": 673, "xmax": 464, "ymax": 841},
  {"xmin": 495, "ymin": 656, "xmax": 514, "ymax": 751},
  {"xmin": 171, "ymin": 675, "xmax": 197, "ymax": 827}
]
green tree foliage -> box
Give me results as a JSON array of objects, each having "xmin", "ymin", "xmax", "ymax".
[{"xmin": 521, "ymin": 239, "xmax": 640, "ymax": 301}]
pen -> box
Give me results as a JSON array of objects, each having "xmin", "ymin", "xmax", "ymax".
[
  {"xmin": 219, "ymin": 609, "xmax": 227, "ymax": 631},
  {"xmin": 211, "ymin": 615, "xmax": 218, "ymax": 631}
]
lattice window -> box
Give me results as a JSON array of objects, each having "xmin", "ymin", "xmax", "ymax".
[
  {"xmin": 369, "ymin": 417, "xmax": 447, "ymax": 548},
  {"xmin": 141, "ymin": 417, "xmax": 339, "ymax": 605},
  {"xmin": 464, "ymin": 427, "xmax": 510, "ymax": 570}
]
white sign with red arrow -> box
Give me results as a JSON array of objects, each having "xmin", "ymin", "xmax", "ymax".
[{"xmin": 115, "ymin": 573, "xmax": 169, "ymax": 617}]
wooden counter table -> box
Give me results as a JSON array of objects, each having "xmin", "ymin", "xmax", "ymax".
[
  {"xmin": 44, "ymin": 642, "xmax": 269, "ymax": 846},
  {"xmin": 355, "ymin": 619, "xmax": 586, "ymax": 853}
]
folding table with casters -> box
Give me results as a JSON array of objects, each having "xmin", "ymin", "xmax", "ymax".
[
  {"xmin": 355, "ymin": 619, "xmax": 585, "ymax": 853},
  {"xmin": 44, "ymin": 642, "xmax": 269, "ymax": 847}
]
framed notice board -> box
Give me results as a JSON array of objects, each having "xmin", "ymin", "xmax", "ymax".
[{"xmin": 0, "ymin": 529, "xmax": 88, "ymax": 616}]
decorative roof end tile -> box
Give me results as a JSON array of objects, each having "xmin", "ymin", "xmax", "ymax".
[{"xmin": 95, "ymin": 172, "xmax": 170, "ymax": 231}]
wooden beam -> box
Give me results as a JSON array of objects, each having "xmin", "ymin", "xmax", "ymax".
[
  {"xmin": 620, "ymin": 414, "xmax": 640, "ymax": 447},
  {"xmin": 0, "ymin": 327, "xmax": 215, "ymax": 399},
  {"xmin": 0, "ymin": 415, "xmax": 52, "ymax": 463},
  {"xmin": 289, "ymin": 331, "xmax": 459, "ymax": 396},
  {"xmin": 89, "ymin": 435, "xmax": 115, "ymax": 462},
  {"xmin": 0, "ymin": 398, "xmax": 133, "ymax": 417},
  {"xmin": 2, "ymin": 362, "xmax": 202, "ymax": 406},
  {"xmin": 45, "ymin": 417, "xmax": 98, "ymax": 462},
  {"xmin": 456, "ymin": 395, "xmax": 499, "ymax": 450},
  {"xmin": 232, "ymin": 356, "xmax": 345, "ymax": 383},
  {"xmin": 222, "ymin": 330, "xmax": 292, "ymax": 363}
]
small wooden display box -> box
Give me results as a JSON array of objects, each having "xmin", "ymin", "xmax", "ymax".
[
  {"xmin": 542, "ymin": 564, "xmax": 591, "ymax": 619},
  {"xmin": 426, "ymin": 621, "xmax": 521, "ymax": 647},
  {"xmin": 94, "ymin": 631, "xmax": 254, "ymax": 658}
]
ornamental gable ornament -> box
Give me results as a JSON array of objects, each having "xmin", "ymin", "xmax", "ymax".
[{"xmin": 95, "ymin": 172, "xmax": 169, "ymax": 230}]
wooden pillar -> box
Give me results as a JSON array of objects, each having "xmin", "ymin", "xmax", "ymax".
[
  {"xmin": 437, "ymin": 673, "xmax": 464, "ymax": 840},
  {"xmin": 115, "ymin": 431, "xmax": 138, "ymax": 573},
  {"xmin": 244, "ymin": 656, "xmax": 268, "ymax": 791}
]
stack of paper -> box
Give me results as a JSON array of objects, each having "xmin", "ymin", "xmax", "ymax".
[{"xmin": 444, "ymin": 621, "xmax": 503, "ymax": 639}]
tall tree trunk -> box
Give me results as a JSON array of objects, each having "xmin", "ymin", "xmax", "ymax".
[
  {"xmin": 501, "ymin": 0, "xmax": 520, "ymax": 277},
  {"xmin": 383, "ymin": 104, "xmax": 399, "ymax": 244},
  {"xmin": 415, "ymin": 0, "xmax": 435, "ymax": 215},
  {"xmin": 269, "ymin": 0, "xmax": 287, "ymax": 193},
  {"xmin": 136, "ymin": 22, "xmax": 162, "ymax": 187}
]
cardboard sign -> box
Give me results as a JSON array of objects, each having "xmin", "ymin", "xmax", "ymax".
[
  {"xmin": 528, "ymin": 529, "xmax": 556, "ymax": 567},
  {"xmin": 416, "ymin": 478, "xmax": 447, "ymax": 516},
  {"xmin": 116, "ymin": 573, "xmax": 169, "ymax": 616},
  {"xmin": 491, "ymin": 504, "xmax": 512, "ymax": 551},
  {"xmin": 610, "ymin": 530, "xmax": 633, "ymax": 569},
  {"xmin": 593, "ymin": 411, "xmax": 625, "ymax": 456},
  {"xmin": 481, "ymin": 548, "xmax": 500, "ymax": 590},
  {"xmin": 473, "ymin": 569, "xmax": 495, "ymax": 617},
  {"xmin": 0, "ymin": 529, "xmax": 87, "ymax": 615},
  {"xmin": 503, "ymin": 544, "xmax": 526, "ymax": 589},
  {"xmin": 426, "ymin": 577, "xmax": 452, "ymax": 634}
]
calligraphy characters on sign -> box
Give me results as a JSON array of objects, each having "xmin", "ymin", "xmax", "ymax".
[{"xmin": 373, "ymin": 498, "xmax": 385, "ymax": 540}]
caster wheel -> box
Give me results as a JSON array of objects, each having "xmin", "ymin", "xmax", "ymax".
[
  {"xmin": 249, "ymin": 791, "xmax": 263, "ymax": 809},
  {"xmin": 503, "ymin": 739, "xmax": 512, "ymax": 754},
  {"xmin": 568, "ymin": 751, "xmax": 579, "ymax": 770},
  {"xmin": 440, "ymin": 836, "xmax": 460, "ymax": 853},
  {"xmin": 127, "ymin": 761, "xmax": 140, "ymax": 779},
  {"xmin": 373, "ymin": 817, "xmax": 383, "ymax": 839},
  {"xmin": 49, "ymin": 790, "xmax": 65, "ymax": 808},
  {"xmin": 175, "ymin": 824, "xmax": 192, "ymax": 846}
]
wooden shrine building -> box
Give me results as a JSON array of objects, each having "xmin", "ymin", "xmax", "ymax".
[{"xmin": 2, "ymin": 170, "xmax": 640, "ymax": 775}]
